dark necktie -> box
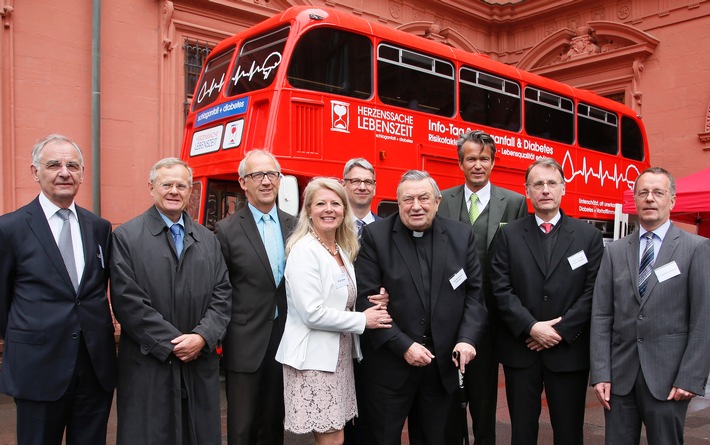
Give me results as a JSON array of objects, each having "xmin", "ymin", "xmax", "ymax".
[
  {"xmin": 170, "ymin": 224, "xmax": 184, "ymax": 258},
  {"xmin": 541, "ymin": 222, "xmax": 553, "ymax": 234},
  {"xmin": 639, "ymin": 232, "xmax": 654, "ymax": 297},
  {"xmin": 57, "ymin": 209, "xmax": 79, "ymax": 292},
  {"xmin": 356, "ymin": 219, "xmax": 365, "ymax": 237}
]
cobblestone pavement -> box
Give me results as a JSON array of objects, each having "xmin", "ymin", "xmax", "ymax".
[{"xmin": 1, "ymin": 367, "xmax": 709, "ymax": 444}]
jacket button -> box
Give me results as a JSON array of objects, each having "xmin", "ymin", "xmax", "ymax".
[
  {"xmin": 71, "ymin": 333, "xmax": 78, "ymax": 339},
  {"xmin": 638, "ymin": 314, "xmax": 644, "ymax": 320},
  {"xmin": 543, "ymin": 295, "xmax": 549, "ymax": 302},
  {"xmin": 638, "ymin": 338, "xmax": 644, "ymax": 343},
  {"xmin": 419, "ymin": 319, "xmax": 425, "ymax": 325}
]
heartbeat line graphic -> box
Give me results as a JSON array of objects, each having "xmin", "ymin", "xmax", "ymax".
[{"xmin": 562, "ymin": 151, "xmax": 639, "ymax": 189}]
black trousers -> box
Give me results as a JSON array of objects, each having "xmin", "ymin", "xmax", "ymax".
[
  {"xmin": 503, "ymin": 361, "xmax": 588, "ymax": 445},
  {"xmin": 364, "ymin": 359, "xmax": 453, "ymax": 445},
  {"xmin": 15, "ymin": 335, "xmax": 113, "ymax": 445},
  {"xmin": 225, "ymin": 318, "xmax": 285, "ymax": 445}
]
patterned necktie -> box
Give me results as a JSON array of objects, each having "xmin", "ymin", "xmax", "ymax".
[
  {"xmin": 639, "ymin": 232, "xmax": 654, "ymax": 297},
  {"xmin": 262, "ymin": 214, "xmax": 280, "ymax": 284},
  {"xmin": 468, "ymin": 193, "xmax": 480, "ymax": 224},
  {"xmin": 541, "ymin": 222, "xmax": 553, "ymax": 234},
  {"xmin": 57, "ymin": 209, "xmax": 79, "ymax": 292},
  {"xmin": 356, "ymin": 219, "xmax": 365, "ymax": 237},
  {"xmin": 170, "ymin": 224, "xmax": 183, "ymax": 258}
]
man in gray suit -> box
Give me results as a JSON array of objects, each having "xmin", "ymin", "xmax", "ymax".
[
  {"xmin": 439, "ymin": 130, "xmax": 527, "ymax": 445},
  {"xmin": 591, "ymin": 167, "xmax": 710, "ymax": 444}
]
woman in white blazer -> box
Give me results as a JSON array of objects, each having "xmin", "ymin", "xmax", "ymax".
[{"xmin": 275, "ymin": 177, "xmax": 391, "ymax": 445}]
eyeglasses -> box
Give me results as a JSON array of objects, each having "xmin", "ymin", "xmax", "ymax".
[
  {"xmin": 42, "ymin": 160, "xmax": 82, "ymax": 173},
  {"xmin": 158, "ymin": 182, "xmax": 191, "ymax": 192},
  {"xmin": 635, "ymin": 189, "xmax": 669, "ymax": 199},
  {"xmin": 343, "ymin": 178, "xmax": 375, "ymax": 187},
  {"xmin": 400, "ymin": 193, "xmax": 433, "ymax": 206},
  {"xmin": 244, "ymin": 171, "xmax": 281, "ymax": 182},
  {"xmin": 526, "ymin": 180, "xmax": 562, "ymax": 191}
]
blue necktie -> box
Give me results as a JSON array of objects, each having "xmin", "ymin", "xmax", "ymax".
[
  {"xmin": 262, "ymin": 214, "xmax": 280, "ymax": 284},
  {"xmin": 170, "ymin": 224, "xmax": 184, "ymax": 258},
  {"xmin": 639, "ymin": 232, "xmax": 654, "ymax": 297}
]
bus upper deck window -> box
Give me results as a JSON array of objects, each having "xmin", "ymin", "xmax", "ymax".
[
  {"xmin": 377, "ymin": 43, "xmax": 455, "ymax": 117},
  {"xmin": 192, "ymin": 48, "xmax": 234, "ymax": 112},
  {"xmin": 578, "ymin": 103, "xmax": 618, "ymax": 155},
  {"xmin": 227, "ymin": 27, "xmax": 290, "ymax": 97},
  {"xmin": 287, "ymin": 28, "xmax": 372, "ymax": 99},
  {"xmin": 524, "ymin": 87, "xmax": 574, "ymax": 144}
]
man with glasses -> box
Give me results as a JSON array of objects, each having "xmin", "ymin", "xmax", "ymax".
[
  {"xmin": 439, "ymin": 130, "xmax": 527, "ymax": 445},
  {"xmin": 490, "ymin": 157, "xmax": 603, "ymax": 445},
  {"xmin": 591, "ymin": 167, "xmax": 710, "ymax": 444},
  {"xmin": 214, "ymin": 149, "xmax": 297, "ymax": 445},
  {"xmin": 342, "ymin": 158, "xmax": 381, "ymax": 236},
  {"xmin": 110, "ymin": 157, "xmax": 231, "ymax": 444},
  {"xmin": 0, "ymin": 134, "xmax": 116, "ymax": 445}
]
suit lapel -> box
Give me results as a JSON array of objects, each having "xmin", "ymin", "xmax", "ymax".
[
  {"xmin": 487, "ymin": 186, "xmax": 506, "ymax": 248},
  {"xmin": 429, "ymin": 218, "xmax": 447, "ymax": 312},
  {"xmin": 76, "ymin": 206, "xmax": 93, "ymax": 294},
  {"xmin": 239, "ymin": 209, "xmax": 276, "ymax": 287},
  {"xmin": 522, "ymin": 216, "xmax": 546, "ymax": 276},
  {"xmin": 392, "ymin": 218, "xmax": 427, "ymax": 308},
  {"xmin": 547, "ymin": 218, "xmax": 574, "ymax": 278},
  {"xmin": 25, "ymin": 198, "xmax": 76, "ymax": 293},
  {"xmin": 640, "ymin": 225, "xmax": 680, "ymax": 308}
]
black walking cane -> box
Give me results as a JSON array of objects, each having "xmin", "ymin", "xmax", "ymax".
[{"xmin": 453, "ymin": 351, "xmax": 470, "ymax": 445}]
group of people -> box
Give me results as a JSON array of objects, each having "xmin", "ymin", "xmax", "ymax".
[{"xmin": 0, "ymin": 132, "xmax": 707, "ymax": 445}]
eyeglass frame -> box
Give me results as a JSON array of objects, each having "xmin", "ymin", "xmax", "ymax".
[
  {"xmin": 243, "ymin": 171, "xmax": 282, "ymax": 182},
  {"xmin": 525, "ymin": 179, "xmax": 563, "ymax": 191},
  {"xmin": 343, "ymin": 178, "xmax": 376, "ymax": 187}
]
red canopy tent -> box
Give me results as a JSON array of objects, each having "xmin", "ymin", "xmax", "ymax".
[{"xmin": 622, "ymin": 167, "xmax": 710, "ymax": 237}]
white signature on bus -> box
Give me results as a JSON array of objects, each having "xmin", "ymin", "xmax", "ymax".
[{"xmin": 231, "ymin": 52, "xmax": 282, "ymax": 85}]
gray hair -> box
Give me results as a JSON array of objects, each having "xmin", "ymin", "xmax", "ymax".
[
  {"xmin": 31, "ymin": 134, "xmax": 84, "ymax": 168},
  {"xmin": 525, "ymin": 157, "xmax": 564, "ymax": 184},
  {"xmin": 343, "ymin": 157, "xmax": 375, "ymax": 179},
  {"xmin": 238, "ymin": 149, "xmax": 281, "ymax": 178},
  {"xmin": 149, "ymin": 157, "xmax": 193, "ymax": 184},
  {"xmin": 455, "ymin": 130, "xmax": 497, "ymax": 163},
  {"xmin": 634, "ymin": 167, "xmax": 676, "ymax": 195},
  {"xmin": 397, "ymin": 170, "xmax": 441, "ymax": 199}
]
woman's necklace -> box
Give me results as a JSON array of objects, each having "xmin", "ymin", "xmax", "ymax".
[{"xmin": 311, "ymin": 230, "xmax": 339, "ymax": 256}]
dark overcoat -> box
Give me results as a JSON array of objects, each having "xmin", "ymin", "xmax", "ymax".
[{"xmin": 110, "ymin": 206, "xmax": 232, "ymax": 445}]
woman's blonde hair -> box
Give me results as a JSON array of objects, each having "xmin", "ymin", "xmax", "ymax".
[{"xmin": 286, "ymin": 177, "xmax": 359, "ymax": 263}]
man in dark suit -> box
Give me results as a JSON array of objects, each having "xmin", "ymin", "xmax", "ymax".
[
  {"xmin": 342, "ymin": 157, "xmax": 381, "ymax": 230},
  {"xmin": 591, "ymin": 167, "xmax": 710, "ymax": 444},
  {"xmin": 439, "ymin": 130, "xmax": 527, "ymax": 445},
  {"xmin": 214, "ymin": 149, "xmax": 297, "ymax": 445},
  {"xmin": 356, "ymin": 170, "xmax": 487, "ymax": 445},
  {"xmin": 342, "ymin": 157, "xmax": 385, "ymax": 445},
  {"xmin": 490, "ymin": 157, "xmax": 603, "ymax": 445},
  {"xmin": 0, "ymin": 134, "xmax": 116, "ymax": 445}
]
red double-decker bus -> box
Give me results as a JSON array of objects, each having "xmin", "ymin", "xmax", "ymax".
[{"xmin": 181, "ymin": 5, "xmax": 650, "ymax": 235}]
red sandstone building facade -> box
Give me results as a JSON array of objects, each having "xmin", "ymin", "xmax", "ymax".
[{"xmin": 1, "ymin": 0, "xmax": 709, "ymax": 225}]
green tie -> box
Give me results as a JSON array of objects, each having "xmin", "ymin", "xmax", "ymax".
[{"xmin": 468, "ymin": 193, "xmax": 480, "ymax": 224}]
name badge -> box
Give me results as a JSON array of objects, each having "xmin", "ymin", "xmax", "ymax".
[
  {"xmin": 334, "ymin": 272, "xmax": 349, "ymax": 289},
  {"xmin": 449, "ymin": 268, "xmax": 466, "ymax": 290},
  {"xmin": 655, "ymin": 261, "xmax": 681, "ymax": 283},
  {"xmin": 567, "ymin": 250, "xmax": 588, "ymax": 270}
]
